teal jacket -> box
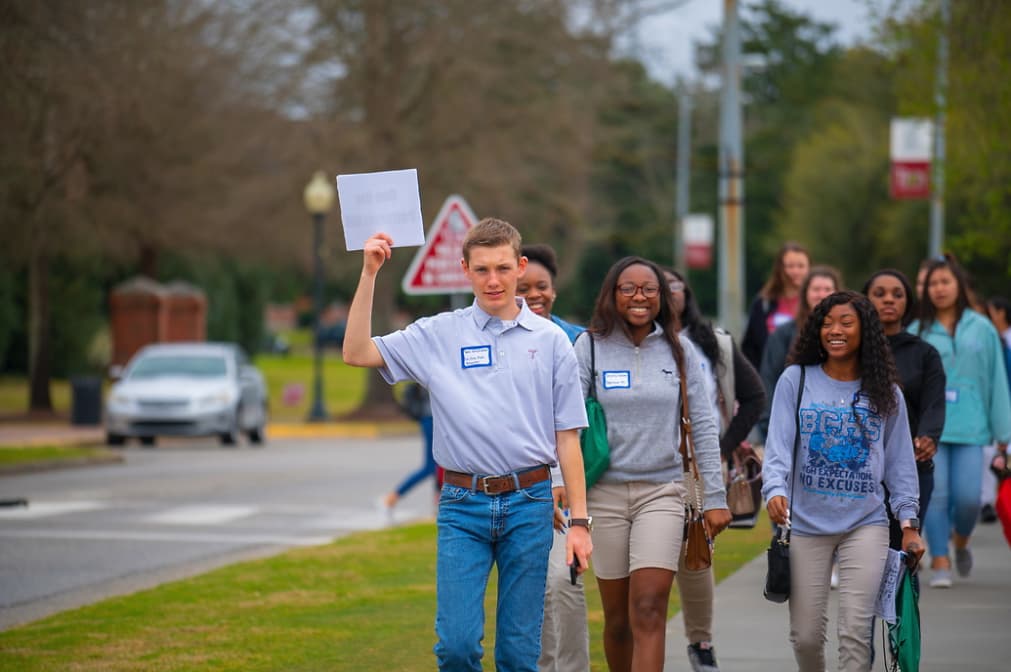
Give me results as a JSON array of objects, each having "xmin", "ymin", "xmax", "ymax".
[{"xmin": 910, "ymin": 310, "xmax": 1011, "ymax": 446}]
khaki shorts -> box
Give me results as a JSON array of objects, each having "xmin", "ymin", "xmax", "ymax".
[{"xmin": 587, "ymin": 480, "xmax": 685, "ymax": 579}]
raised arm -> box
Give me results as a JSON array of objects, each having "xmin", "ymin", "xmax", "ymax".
[{"xmin": 342, "ymin": 233, "xmax": 393, "ymax": 368}]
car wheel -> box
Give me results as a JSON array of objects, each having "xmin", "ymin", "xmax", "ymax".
[
  {"xmin": 140, "ymin": 436, "xmax": 156, "ymax": 447},
  {"xmin": 219, "ymin": 422, "xmax": 238, "ymax": 446},
  {"xmin": 106, "ymin": 432, "xmax": 126, "ymax": 447},
  {"xmin": 247, "ymin": 425, "xmax": 265, "ymax": 445}
]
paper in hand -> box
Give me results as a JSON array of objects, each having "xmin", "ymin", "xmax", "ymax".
[
  {"xmin": 874, "ymin": 548, "xmax": 905, "ymax": 624},
  {"xmin": 337, "ymin": 169, "xmax": 424, "ymax": 251}
]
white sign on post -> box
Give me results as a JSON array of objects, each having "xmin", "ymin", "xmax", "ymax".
[
  {"xmin": 336, "ymin": 168, "xmax": 425, "ymax": 251},
  {"xmin": 890, "ymin": 118, "xmax": 933, "ymax": 161}
]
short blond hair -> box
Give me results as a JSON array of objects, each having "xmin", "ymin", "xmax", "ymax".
[{"xmin": 462, "ymin": 218, "xmax": 522, "ymax": 262}]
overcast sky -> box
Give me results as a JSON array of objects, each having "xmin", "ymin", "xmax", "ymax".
[{"xmin": 631, "ymin": 0, "xmax": 882, "ymax": 83}]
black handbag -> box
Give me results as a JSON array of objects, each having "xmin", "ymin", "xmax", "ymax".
[
  {"xmin": 763, "ymin": 366, "xmax": 805, "ymax": 604},
  {"xmin": 764, "ymin": 524, "xmax": 791, "ymax": 603}
]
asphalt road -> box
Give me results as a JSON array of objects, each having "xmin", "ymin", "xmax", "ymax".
[{"xmin": 0, "ymin": 435, "xmax": 436, "ymax": 630}]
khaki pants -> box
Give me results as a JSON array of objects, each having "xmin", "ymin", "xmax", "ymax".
[
  {"xmin": 538, "ymin": 528, "xmax": 590, "ymax": 672},
  {"xmin": 675, "ymin": 552, "xmax": 715, "ymax": 645},
  {"xmin": 788, "ymin": 525, "xmax": 889, "ymax": 672}
]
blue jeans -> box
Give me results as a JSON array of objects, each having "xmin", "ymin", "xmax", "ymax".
[
  {"xmin": 395, "ymin": 416, "xmax": 436, "ymax": 496},
  {"xmin": 924, "ymin": 442, "xmax": 982, "ymax": 559},
  {"xmin": 434, "ymin": 476, "xmax": 554, "ymax": 672}
]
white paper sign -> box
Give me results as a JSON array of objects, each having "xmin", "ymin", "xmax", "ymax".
[
  {"xmin": 874, "ymin": 549, "xmax": 905, "ymax": 624},
  {"xmin": 337, "ymin": 169, "xmax": 425, "ymax": 251}
]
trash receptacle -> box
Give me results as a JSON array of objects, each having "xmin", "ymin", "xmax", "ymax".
[{"xmin": 70, "ymin": 376, "xmax": 103, "ymax": 426}]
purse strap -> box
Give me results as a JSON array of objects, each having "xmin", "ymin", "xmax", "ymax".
[
  {"xmin": 576, "ymin": 331, "xmax": 599, "ymax": 399},
  {"xmin": 785, "ymin": 365, "xmax": 806, "ymax": 543},
  {"xmin": 678, "ymin": 374, "xmax": 705, "ymax": 515}
]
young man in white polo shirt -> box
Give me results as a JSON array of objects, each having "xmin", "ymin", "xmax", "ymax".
[{"xmin": 343, "ymin": 218, "xmax": 591, "ymax": 672}]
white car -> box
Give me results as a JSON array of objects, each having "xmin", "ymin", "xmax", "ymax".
[{"xmin": 105, "ymin": 342, "xmax": 268, "ymax": 446}]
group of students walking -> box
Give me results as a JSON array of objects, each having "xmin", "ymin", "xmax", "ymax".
[{"xmin": 344, "ymin": 221, "xmax": 1010, "ymax": 672}]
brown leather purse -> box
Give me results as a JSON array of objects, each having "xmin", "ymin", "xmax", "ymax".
[
  {"xmin": 679, "ymin": 375, "xmax": 713, "ymax": 571},
  {"xmin": 727, "ymin": 453, "xmax": 762, "ymax": 517}
]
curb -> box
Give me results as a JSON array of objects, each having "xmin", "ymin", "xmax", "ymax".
[{"xmin": 267, "ymin": 421, "xmax": 419, "ymax": 440}]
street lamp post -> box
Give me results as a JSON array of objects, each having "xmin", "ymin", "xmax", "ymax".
[{"xmin": 303, "ymin": 171, "xmax": 335, "ymax": 422}]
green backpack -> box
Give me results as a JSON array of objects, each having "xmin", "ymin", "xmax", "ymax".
[{"xmin": 579, "ymin": 333, "xmax": 610, "ymax": 489}]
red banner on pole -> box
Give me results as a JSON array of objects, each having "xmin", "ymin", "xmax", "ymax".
[
  {"xmin": 890, "ymin": 161, "xmax": 931, "ymax": 200},
  {"xmin": 890, "ymin": 119, "xmax": 932, "ymax": 201}
]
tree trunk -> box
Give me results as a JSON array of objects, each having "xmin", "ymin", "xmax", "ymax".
[
  {"xmin": 345, "ymin": 0, "xmax": 403, "ymax": 419},
  {"xmin": 139, "ymin": 243, "xmax": 159, "ymax": 279},
  {"xmin": 27, "ymin": 235, "xmax": 53, "ymax": 412}
]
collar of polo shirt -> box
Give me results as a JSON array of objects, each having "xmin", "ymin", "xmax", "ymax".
[{"xmin": 471, "ymin": 298, "xmax": 540, "ymax": 332}]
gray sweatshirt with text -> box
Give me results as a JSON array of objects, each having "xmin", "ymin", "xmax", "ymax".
[{"xmin": 762, "ymin": 365, "xmax": 919, "ymax": 536}]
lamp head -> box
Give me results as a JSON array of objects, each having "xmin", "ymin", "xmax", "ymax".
[{"xmin": 303, "ymin": 171, "xmax": 335, "ymax": 214}]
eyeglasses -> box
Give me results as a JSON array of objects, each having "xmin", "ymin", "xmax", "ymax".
[
  {"xmin": 668, "ymin": 281, "xmax": 685, "ymax": 292},
  {"xmin": 616, "ymin": 283, "xmax": 661, "ymax": 298}
]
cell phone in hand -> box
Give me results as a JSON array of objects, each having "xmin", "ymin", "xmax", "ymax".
[{"xmin": 569, "ymin": 556, "xmax": 580, "ymax": 586}]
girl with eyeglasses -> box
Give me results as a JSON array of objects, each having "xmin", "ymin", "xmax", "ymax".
[{"xmin": 573, "ymin": 256, "xmax": 729, "ymax": 672}]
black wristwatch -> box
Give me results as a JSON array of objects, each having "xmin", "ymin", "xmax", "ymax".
[
  {"xmin": 570, "ymin": 517, "xmax": 593, "ymax": 531},
  {"xmin": 901, "ymin": 517, "xmax": 920, "ymax": 531}
]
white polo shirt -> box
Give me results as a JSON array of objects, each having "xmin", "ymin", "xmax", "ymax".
[{"xmin": 374, "ymin": 298, "xmax": 588, "ymax": 475}]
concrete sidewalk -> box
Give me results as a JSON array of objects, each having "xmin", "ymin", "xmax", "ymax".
[{"xmin": 664, "ymin": 520, "xmax": 1011, "ymax": 671}]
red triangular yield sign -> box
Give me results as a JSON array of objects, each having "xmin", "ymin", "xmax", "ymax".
[{"xmin": 402, "ymin": 195, "xmax": 479, "ymax": 295}]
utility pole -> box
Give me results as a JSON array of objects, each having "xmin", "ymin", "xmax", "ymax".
[
  {"xmin": 929, "ymin": 0, "xmax": 950, "ymax": 258},
  {"xmin": 718, "ymin": 0, "xmax": 745, "ymax": 337},
  {"xmin": 674, "ymin": 87, "xmax": 693, "ymax": 272}
]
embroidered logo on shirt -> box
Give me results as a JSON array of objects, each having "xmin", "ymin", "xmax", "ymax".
[{"xmin": 528, "ymin": 349, "xmax": 537, "ymax": 360}]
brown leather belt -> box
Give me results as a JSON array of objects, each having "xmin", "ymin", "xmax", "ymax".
[{"xmin": 443, "ymin": 465, "xmax": 551, "ymax": 495}]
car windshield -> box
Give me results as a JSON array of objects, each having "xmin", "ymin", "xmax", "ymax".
[{"xmin": 128, "ymin": 355, "xmax": 228, "ymax": 380}]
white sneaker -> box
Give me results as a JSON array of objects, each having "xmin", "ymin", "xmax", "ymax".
[
  {"xmin": 930, "ymin": 568, "xmax": 952, "ymax": 588},
  {"xmin": 377, "ymin": 497, "xmax": 395, "ymax": 526}
]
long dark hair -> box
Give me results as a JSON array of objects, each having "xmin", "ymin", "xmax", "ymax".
[
  {"xmin": 862, "ymin": 268, "xmax": 916, "ymax": 326},
  {"xmin": 666, "ymin": 268, "xmax": 722, "ymax": 375},
  {"xmin": 788, "ymin": 290, "xmax": 899, "ymax": 418},
  {"xmin": 917, "ymin": 256, "xmax": 971, "ymax": 334},
  {"xmin": 760, "ymin": 241, "xmax": 810, "ymax": 300},
  {"xmin": 590, "ymin": 256, "xmax": 685, "ymax": 369}
]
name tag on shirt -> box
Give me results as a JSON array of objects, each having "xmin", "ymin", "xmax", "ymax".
[
  {"xmin": 461, "ymin": 345, "xmax": 492, "ymax": 369},
  {"xmin": 602, "ymin": 371, "xmax": 631, "ymax": 389},
  {"xmin": 945, "ymin": 388, "xmax": 959, "ymax": 404}
]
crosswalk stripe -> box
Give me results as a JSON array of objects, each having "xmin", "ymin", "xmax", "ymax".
[
  {"xmin": 0, "ymin": 528, "xmax": 334, "ymax": 546},
  {"xmin": 148, "ymin": 505, "xmax": 257, "ymax": 525},
  {"xmin": 0, "ymin": 501, "xmax": 104, "ymax": 519}
]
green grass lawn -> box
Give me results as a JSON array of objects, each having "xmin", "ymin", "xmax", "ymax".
[
  {"xmin": 0, "ymin": 445, "xmax": 116, "ymax": 469},
  {"xmin": 0, "ymin": 376, "xmax": 72, "ymax": 416},
  {"xmin": 254, "ymin": 352, "xmax": 368, "ymax": 422},
  {"xmin": 0, "ymin": 517, "xmax": 772, "ymax": 671}
]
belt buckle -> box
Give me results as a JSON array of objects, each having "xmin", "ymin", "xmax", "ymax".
[{"xmin": 480, "ymin": 475, "xmax": 494, "ymax": 494}]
